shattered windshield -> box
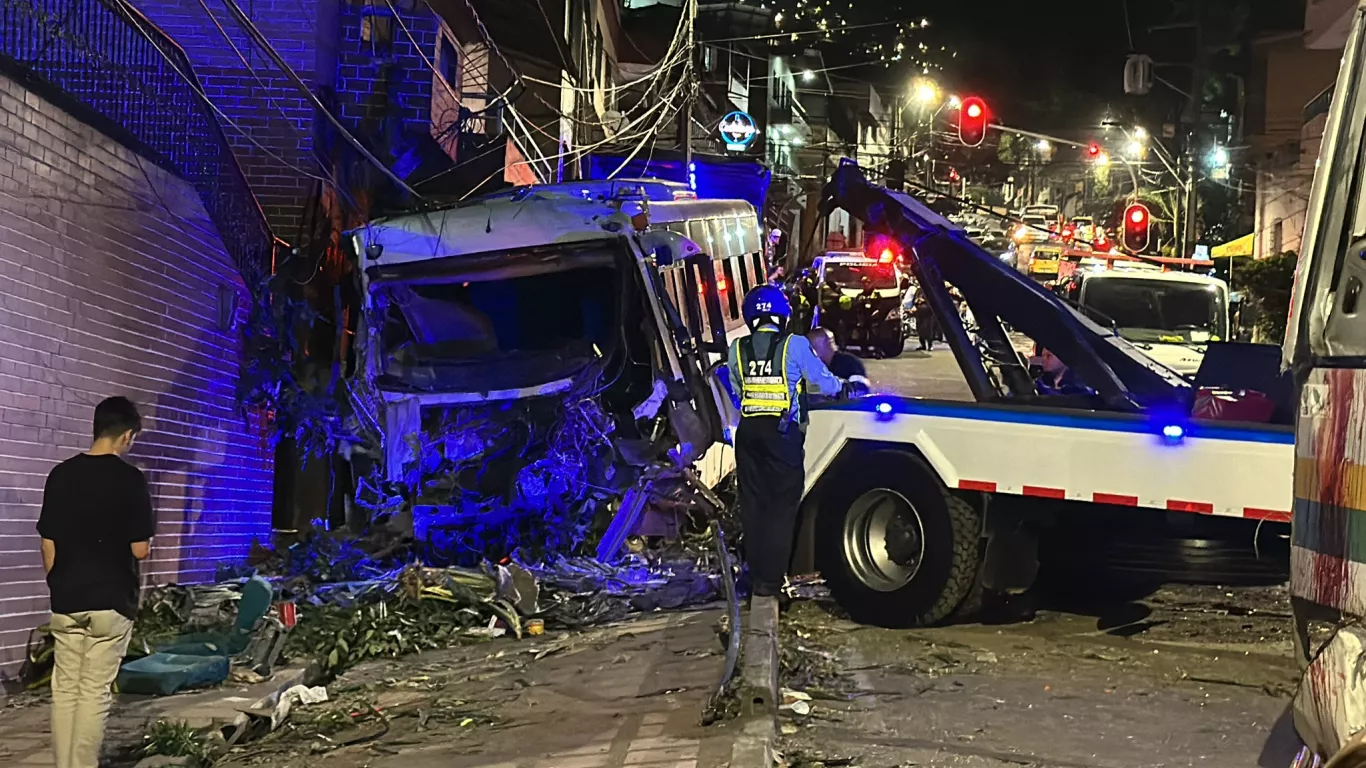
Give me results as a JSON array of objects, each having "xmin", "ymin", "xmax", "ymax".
[
  {"xmin": 1081, "ymin": 278, "xmax": 1227, "ymax": 344},
  {"xmin": 825, "ymin": 263, "xmax": 898, "ymax": 289},
  {"xmin": 380, "ymin": 263, "xmax": 619, "ymax": 392}
]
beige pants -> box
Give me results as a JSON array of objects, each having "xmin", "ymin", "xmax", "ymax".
[{"xmin": 49, "ymin": 610, "xmax": 133, "ymax": 768}]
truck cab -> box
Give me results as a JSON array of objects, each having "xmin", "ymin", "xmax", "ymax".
[{"xmin": 1055, "ymin": 268, "xmax": 1230, "ymax": 378}]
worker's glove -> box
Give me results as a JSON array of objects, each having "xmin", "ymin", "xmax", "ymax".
[{"xmin": 841, "ymin": 375, "xmax": 871, "ymax": 400}]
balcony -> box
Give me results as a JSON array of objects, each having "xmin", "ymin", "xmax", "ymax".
[
  {"xmin": 1306, "ymin": 0, "xmax": 1356, "ymax": 50},
  {"xmin": 0, "ymin": 0, "xmax": 275, "ymax": 283}
]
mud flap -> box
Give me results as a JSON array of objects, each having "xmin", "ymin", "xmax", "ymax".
[{"xmin": 1294, "ymin": 625, "xmax": 1366, "ymax": 760}]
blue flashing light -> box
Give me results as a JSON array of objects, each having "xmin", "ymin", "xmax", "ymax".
[
  {"xmin": 1161, "ymin": 424, "xmax": 1185, "ymax": 443},
  {"xmin": 874, "ymin": 401, "xmax": 895, "ymax": 421}
]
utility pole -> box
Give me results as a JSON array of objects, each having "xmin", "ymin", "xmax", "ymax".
[
  {"xmin": 680, "ymin": 0, "xmax": 697, "ymax": 172},
  {"xmin": 1179, "ymin": 8, "xmax": 1204, "ymax": 257}
]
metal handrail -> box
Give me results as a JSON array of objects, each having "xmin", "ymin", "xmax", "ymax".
[{"xmin": 0, "ymin": 0, "xmax": 275, "ymax": 285}]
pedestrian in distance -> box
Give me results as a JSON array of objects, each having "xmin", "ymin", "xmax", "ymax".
[
  {"xmin": 38, "ymin": 396, "xmax": 155, "ymax": 768},
  {"xmin": 725, "ymin": 285, "xmax": 846, "ymax": 710}
]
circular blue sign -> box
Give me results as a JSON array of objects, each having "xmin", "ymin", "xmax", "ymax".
[{"xmin": 718, "ymin": 111, "xmax": 757, "ymax": 150}]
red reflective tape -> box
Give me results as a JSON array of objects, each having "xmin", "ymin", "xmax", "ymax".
[
  {"xmin": 1166, "ymin": 499, "xmax": 1214, "ymax": 514},
  {"xmin": 1022, "ymin": 485, "xmax": 1066, "ymax": 499},
  {"xmin": 1093, "ymin": 492, "xmax": 1139, "ymax": 506},
  {"xmin": 959, "ymin": 479, "xmax": 997, "ymax": 492},
  {"xmin": 1244, "ymin": 507, "xmax": 1291, "ymax": 522}
]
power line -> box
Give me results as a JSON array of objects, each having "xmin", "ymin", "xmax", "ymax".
[{"xmin": 702, "ymin": 17, "xmax": 929, "ymax": 45}]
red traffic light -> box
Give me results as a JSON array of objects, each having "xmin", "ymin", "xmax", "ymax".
[
  {"xmin": 1086, "ymin": 142, "xmax": 1101, "ymax": 158},
  {"xmin": 958, "ymin": 96, "xmax": 988, "ymax": 147},
  {"xmin": 1122, "ymin": 203, "xmax": 1151, "ymax": 253}
]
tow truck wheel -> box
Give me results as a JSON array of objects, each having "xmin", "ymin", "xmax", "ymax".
[{"xmin": 816, "ymin": 450, "xmax": 981, "ymax": 627}]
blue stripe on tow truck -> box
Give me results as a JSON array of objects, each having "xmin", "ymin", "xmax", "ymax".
[{"xmin": 813, "ymin": 397, "xmax": 1295, "ymax": 445}]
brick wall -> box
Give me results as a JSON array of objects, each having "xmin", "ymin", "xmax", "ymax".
[
  {"xmin": 336, "ymin": 1, "xmax": 448, "ymax": 175},
  {"xmin": 133, "ymin": 0, "xmax": 327, "ymax": 237},
  {"xmin": 0, "ymin": 75, "xmax": 274, "ymax": 673}
]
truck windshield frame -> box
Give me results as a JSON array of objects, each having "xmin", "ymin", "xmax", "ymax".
[{"xmin": 1080, "ymin": 277, "xmax": 1227, "ymax": 344}]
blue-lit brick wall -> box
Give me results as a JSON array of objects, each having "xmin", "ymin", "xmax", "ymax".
[
  {"xmin": 131, "ymin": 0, "xmax": 328, "ymax": 237},
  {"xmin": 335, "ymin": 2, "xmax": 440, "ymax": 163},
  {"xmin": 0, "ymin": 75, "xmax": 275, "ymax": 673}
]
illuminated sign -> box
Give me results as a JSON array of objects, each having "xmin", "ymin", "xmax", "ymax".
[{"xmin": 719, "ymin": 111, "xmax": 757, "ymax": 151}]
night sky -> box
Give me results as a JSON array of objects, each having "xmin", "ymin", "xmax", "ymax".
[{"xmin": 761, "ymin": 0, "xmax": 1309, "ymax": 133}]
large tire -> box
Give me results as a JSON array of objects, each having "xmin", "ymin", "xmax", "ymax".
[{"xmin": 816, "ymin": 451, "xmax": 981, "ymax": 627}]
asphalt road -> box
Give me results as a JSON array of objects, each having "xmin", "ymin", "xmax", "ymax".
[{"xmin": 863, "ymin": 343, "xmax": 974, "ymax": 401}]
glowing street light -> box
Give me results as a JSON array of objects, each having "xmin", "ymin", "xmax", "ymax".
[
  {"xmin": 1126, "ymin": 140, "xmax": 1144, "ymax": 157},
  {"xmin": 1036, "ymin": 139, "xmax": 1051, "ymax": 152},
  {"xmin": 1095, "ymin": 152, "xmax": 1111, "ymax": 167},
  {"xmin": 1133, "ymin": 126, "xmax": 1148, "ymax": 140},
  {"xmin": 801, "ymin": 69, "xmax": 816, "ymax": 83},
  {"xmin": 914, "ymin": 80, "xmax": 939, "ymax": 104},
  {"xmin": 1208, "ymin": 145, "xmax": 1229, "ymax": 167},
  {"xmin": 947, "ymin": 94, "xmax": 961, "ymax": 108}
]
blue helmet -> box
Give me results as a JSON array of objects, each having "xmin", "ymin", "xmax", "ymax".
[{"xmin": 742, "ymin": 284, "xmax": 792, "ymax": 328}]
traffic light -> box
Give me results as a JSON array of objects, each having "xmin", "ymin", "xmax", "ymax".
[
  {"xmin": 958, "ymin": 96, "xmax": 987, "ymax": 147},
  {"xmin": 1122, "ymin": 203, "xmax": 1151, "ymax": 253},
  {"xmin": 1086, "ymin": 142, "xmax": 1102, "ymax": 159}
]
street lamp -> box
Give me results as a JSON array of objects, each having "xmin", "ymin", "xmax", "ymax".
[
  {"xmin": 1035, "ymin": 139, "xmax": 1051, "ymax": 152},
  {"xmin": 1208, "ymin": 145, "xmax": 1229, "ymax": 168},
  {"xmin": 1133, "ymin": 126, "xmax": 1148, "ymax": 140},
  {"xmin": 1126, "ymin": 140, "xmax": 1144, "ymax": 157},
  {"xmin": 947, "ymin": 94, "xmax": 961, "ymax": 108},
  {"xmin": 1095, "ymin": 152, "xmax": 1111, "ymax": 167},
  {"xmin": 801, "ymin": 69, "xmax": 816, "ymax": 83},
  {"xmin": 914, "ymin": 80, "xmax": 939, "ymax": 104}
]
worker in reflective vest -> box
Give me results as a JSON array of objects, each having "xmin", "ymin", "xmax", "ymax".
[{"xmin": 728, "ymin": 285, "xmax": 845, "ymax": 605}]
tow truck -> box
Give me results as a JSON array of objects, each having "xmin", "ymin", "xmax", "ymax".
[{"xmin": 789, "ymin": 162, "xmax": 1293, "ymax": 626}]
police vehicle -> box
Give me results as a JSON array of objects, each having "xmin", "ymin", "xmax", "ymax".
[{"xmin": 810, "ymin": 249, "xmax": 908, "ymax": 357}]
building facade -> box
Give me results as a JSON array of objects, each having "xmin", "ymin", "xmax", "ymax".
[{"xmin": 0, "ymin": 1, "xmax": 276, "ymax": 672}]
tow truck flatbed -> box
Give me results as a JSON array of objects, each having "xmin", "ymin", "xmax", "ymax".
[{"xmin": 806, "ymin": 397, "xmax": 1291, "ymax": 521}]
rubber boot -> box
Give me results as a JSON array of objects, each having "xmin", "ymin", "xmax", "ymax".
[{"xmin": 740, "ymin": 595, "xmax": 780, "ymax": 719}]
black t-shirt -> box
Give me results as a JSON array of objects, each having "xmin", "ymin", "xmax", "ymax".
[
  {"xmin": 36, "ymin": 454, "xmax": 155, "ymax": 619},
  {"xmin": 827, "ymin": 351, "xmax": 867, "ymax": 380}
]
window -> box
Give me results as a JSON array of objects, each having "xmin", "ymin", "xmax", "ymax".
[
  {"xmin": 440, "ymin": 37, "xmax": 459, "ymax": 90},
  {"xmin": 361, "ymin": 12, "xmax": 393, "ymax": 53},
  {"xmin": 721, "ymin": 259, "xmax": 740, "ymax": 320},
  {"xmin": 1272, "ymin": 218, "xmax": 1284, "ymax": 255}
]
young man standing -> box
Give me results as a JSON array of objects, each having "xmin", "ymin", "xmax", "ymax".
[{"xmin": 38, "ymin": 396, "xmax": 155, "ymax": 768}]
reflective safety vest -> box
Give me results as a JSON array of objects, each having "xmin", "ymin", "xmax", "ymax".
[{"xmin": 737, "ymin": 330, "xmax": 802, "ymax": 419}]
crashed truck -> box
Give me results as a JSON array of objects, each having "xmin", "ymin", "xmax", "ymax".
[
  {"xmin": 344, "ymin": 181, "xmax": 759, "ymax": 560},
  {"xmin": 790, "ymin": 161, "xmax": 1295, "ymax": 626}
]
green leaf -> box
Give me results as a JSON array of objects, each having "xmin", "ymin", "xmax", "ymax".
[{"xmin": 327, "ymin": 648, "xmax": 339, "ymax": 668}]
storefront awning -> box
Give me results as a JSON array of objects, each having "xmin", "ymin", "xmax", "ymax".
[{"xmin": 1211, "ymin": 233, "xmax": 1254, "ymax": 257}]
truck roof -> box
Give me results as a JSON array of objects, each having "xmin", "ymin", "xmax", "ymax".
[{"xmin": 1084, "ymin": 269, "xmax": 1227, "ymax": 287}]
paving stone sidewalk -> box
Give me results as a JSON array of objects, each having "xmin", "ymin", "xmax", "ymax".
[{"xmin": 0, "ymin": 609, "xmax": 761, "ymax": 768}]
